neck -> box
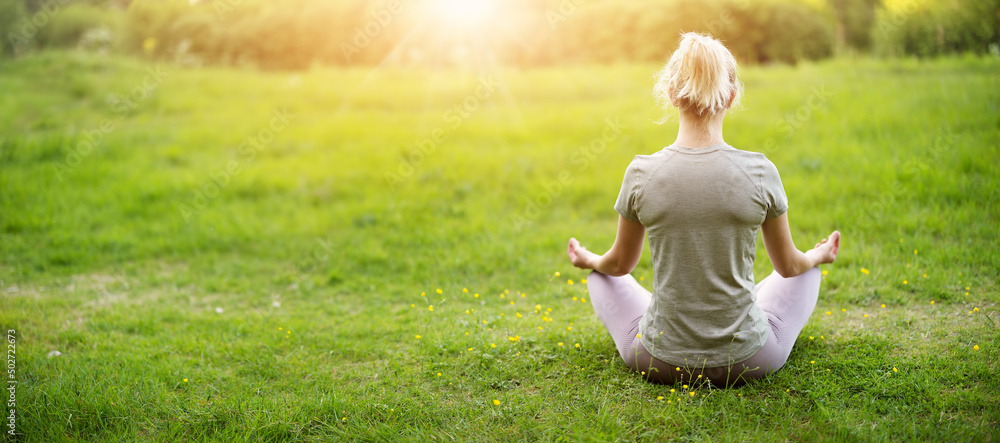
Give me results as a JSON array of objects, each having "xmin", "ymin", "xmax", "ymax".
[{"xmin": 673, "ymin": 110, "xmax": 726, "ymax": 148}]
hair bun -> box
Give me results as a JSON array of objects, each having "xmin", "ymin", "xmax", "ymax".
[{"xmin": 654, "ymin": 32, "xmax": 742, "ymax": 119}]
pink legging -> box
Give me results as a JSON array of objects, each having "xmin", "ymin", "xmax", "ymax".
[{"xmin": 587, "ymin": 267, "xmax": 821, "ymax": 387}]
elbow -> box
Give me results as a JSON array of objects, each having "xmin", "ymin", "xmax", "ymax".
[
  {"xmin": 773, "ymin": 261, "xmax": 809, "ymax": 279},
  {"xmin": 605, "ymin": 267, "xmax": 631, "ymax": 277},
  {"xmin": 772, "ymin": 262, "xmax": 795, "ymax": 279},
  {"xmin": 607, "ymin": 259, "xmax": 636, "ymax": 277},
  {"xmin": 598, "ymin": 256, "xmax": 632, "ymax": 277}
]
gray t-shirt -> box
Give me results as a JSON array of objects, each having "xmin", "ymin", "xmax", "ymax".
[{"xmin": 614, "ymin": 142, "xmax": 788, "ymax": 367}]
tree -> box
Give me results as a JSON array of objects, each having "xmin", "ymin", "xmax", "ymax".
[{"xmin": 828, "ymin": 0, "xmax": 882, "ymax": 51}]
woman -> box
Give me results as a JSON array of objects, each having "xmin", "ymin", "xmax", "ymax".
[{"xmin": 566, "ymin": 33, "xmax": 841, "ymax": 387}]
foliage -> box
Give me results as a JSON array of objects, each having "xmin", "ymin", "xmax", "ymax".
[
  {"xmin": 35, "ymin": 3, "xmax": 123, "ymax": 49},
  {"xmin": 115, "ymin": 0, "xmax": 837, "ymax": 68},
  {"xmin": 875, "ymin": 0, "xmax": 1000, "ymax": 57},
  {"xmin": 828, "ymin": 0, "xmax": 882, "ymax": 50},
  {"xmin": 0, "ymin": 0, "xmax": 30, "ymax": 56}
]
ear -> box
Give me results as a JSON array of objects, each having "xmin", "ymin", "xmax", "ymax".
[
  {"xmin": 668, "ymin": 85, "xmax": 680, "ymax": 108},
  {"xmin": 726, "ymin": 88, "xmax": 737, "ymax": 109}
]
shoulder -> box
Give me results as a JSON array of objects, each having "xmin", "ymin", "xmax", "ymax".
[
  {"xmin": 721, "ymin": 147, "xmax": 781, "ymax": 178},
  {"xmin": 625, "ymin": 149, "xmax": 675, "ymax": 175}
]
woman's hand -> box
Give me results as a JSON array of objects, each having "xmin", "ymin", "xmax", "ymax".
[
  {"xmin": 567, "ymin": 238, "xmax": 599, "ymax": 270},
  {"xmin": 807, "ymin": 230, "xmax": 841, "ymax": 266}
]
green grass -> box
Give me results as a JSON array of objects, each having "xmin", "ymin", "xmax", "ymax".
[{"xmin": 1, "ymin": 51, "xmax": 998, "ymax": 441}]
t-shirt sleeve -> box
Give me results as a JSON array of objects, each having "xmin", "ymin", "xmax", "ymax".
[
  {"xmin": 614, "ymin": 158, "xmax": 643, "ymax": 223},
  {"xmin": 761, "ymin": 159, "xmax": 788, "ymax": 219}
]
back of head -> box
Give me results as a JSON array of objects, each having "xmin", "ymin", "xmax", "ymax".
[{"xmin": 654, "ymin": 33, "xmax": 743, "ymax": 119}]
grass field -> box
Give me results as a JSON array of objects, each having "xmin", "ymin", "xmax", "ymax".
[{"xmin": 1, "ymin": 51, "xmax": 999, "ymax": 441}]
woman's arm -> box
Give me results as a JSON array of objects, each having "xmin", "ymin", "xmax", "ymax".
[
  {"xmin": 567, "ymin": 215, "xmax": 646, "ymax": 276},
  {"xmin": 761, "ymin": 213, "xmax": 840, "ymax": 278}
]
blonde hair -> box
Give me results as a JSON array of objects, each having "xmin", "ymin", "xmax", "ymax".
[{"xmin": 653, "ymin": 32, "xmax": 743, "ymax": 120}]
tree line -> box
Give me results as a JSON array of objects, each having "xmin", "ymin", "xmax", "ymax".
[{"xmin": 1, "ymin": 0, "xmax": 997, "ymax": 68}]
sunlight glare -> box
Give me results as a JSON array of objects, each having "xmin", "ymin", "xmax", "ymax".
[{"xmin": 431, "ymin": 0, "xmax": 497, "ymax": 27}]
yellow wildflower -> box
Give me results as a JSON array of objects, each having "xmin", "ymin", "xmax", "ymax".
[
  {"xmin": 493, "ymin": 399, "xmax": 501, "ymax": 406},
  {"xmin": 436, "ymin": 288, "xmax": 442, "ymax": 294},
  {"xmin": 568, "ymin": 280, "xmax": 574, "ymax": 285},
  {"xmin": 463, "ymin": 288, "xmax": 468, "ymax": 293},
  {"xmin": 415, "ymin": 335, "xmax": 421, "ymax": 339},
  {"xmin": 861, "ymin": 268, "xmax": 870, "ymax": 275}
]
